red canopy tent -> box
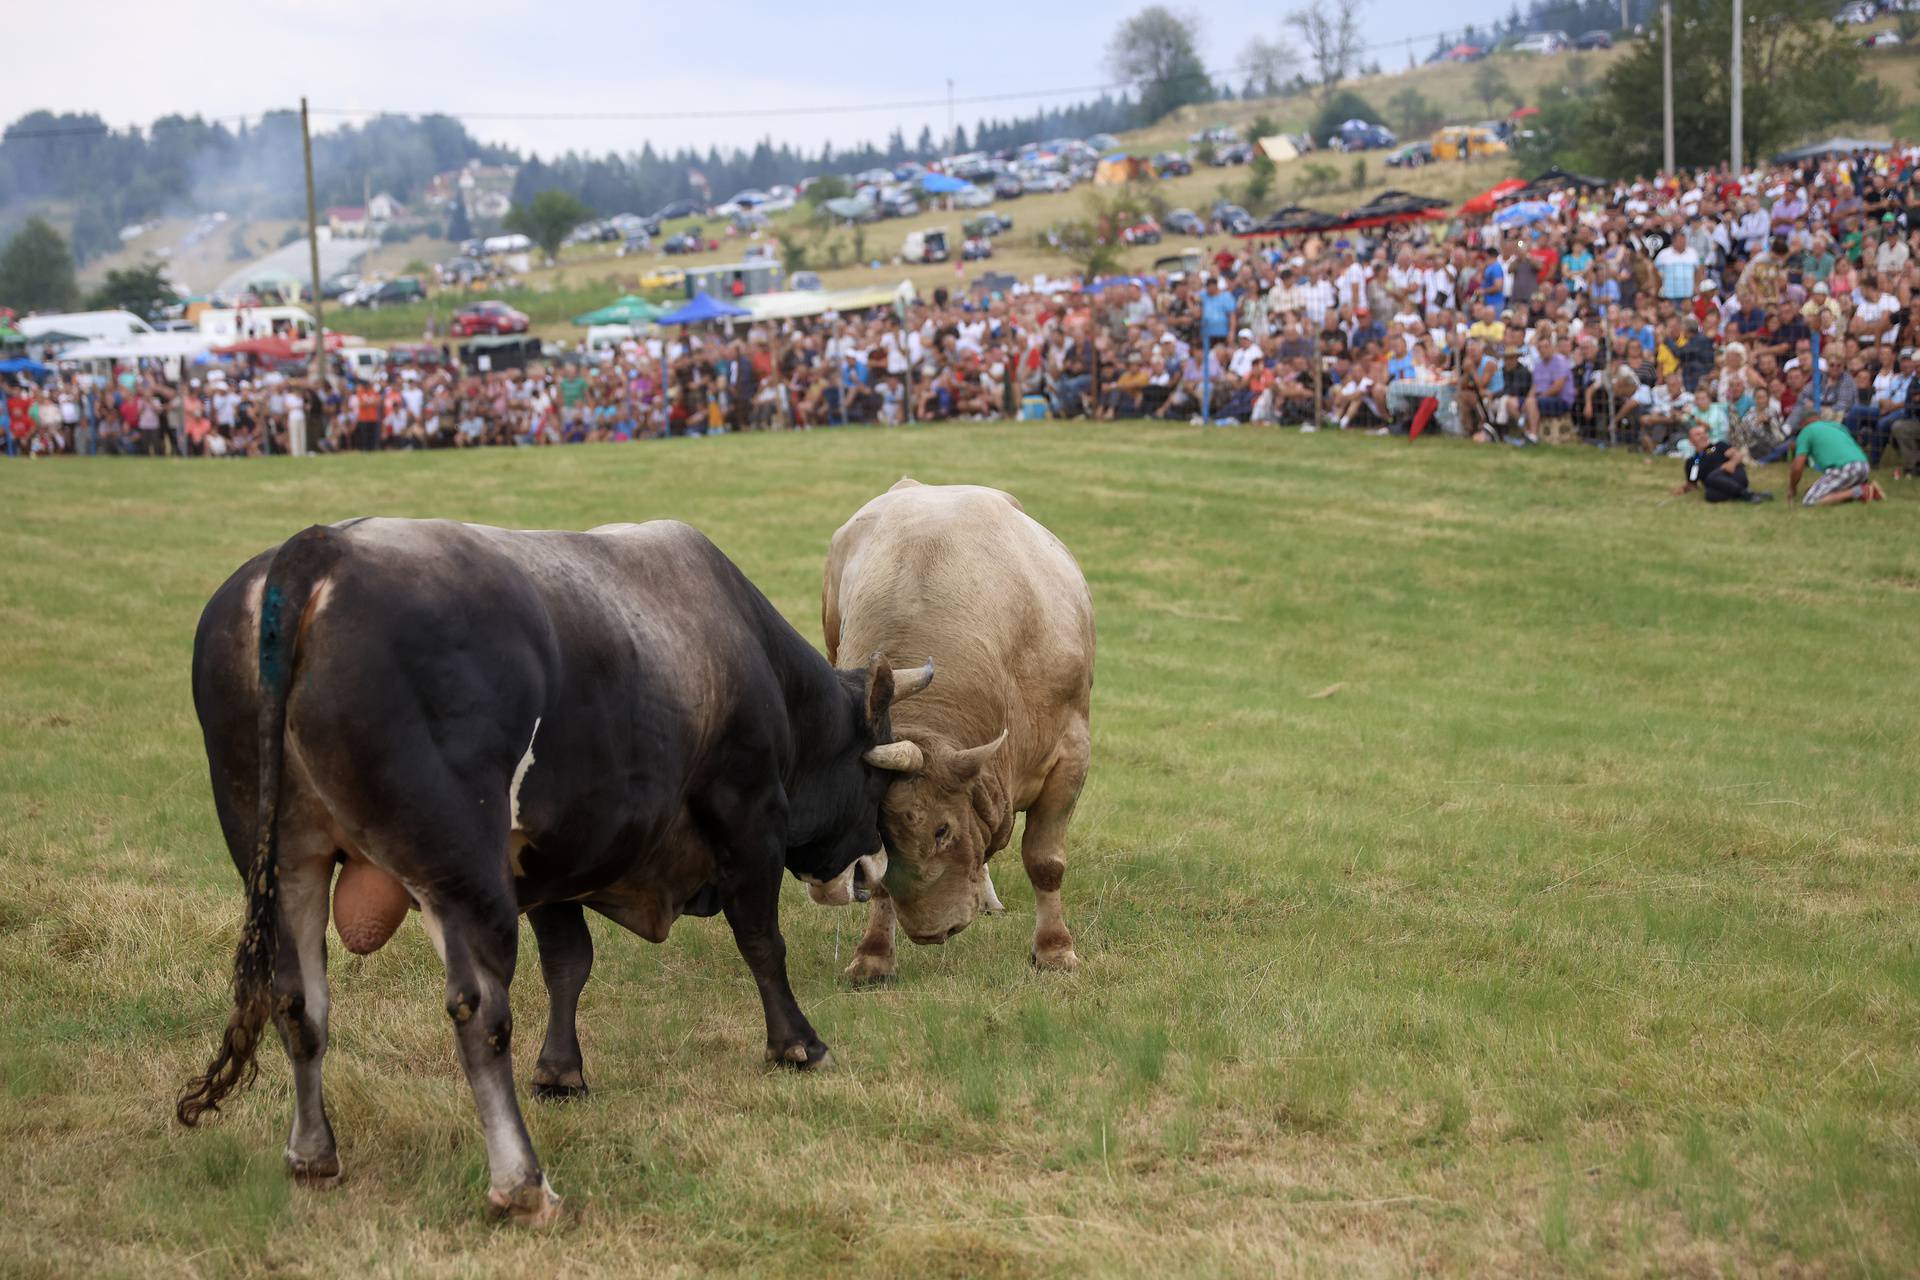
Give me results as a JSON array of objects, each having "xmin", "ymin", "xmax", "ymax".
[
  {"xmin": 1460, "ymin": 178, "xmax": 1528, "ymax": 215},
  {"xmin": 213, "ymin": 335, "xmax": 298, "ymax": 360}
]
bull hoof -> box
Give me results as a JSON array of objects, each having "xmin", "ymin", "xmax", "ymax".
[
  {"xmin": 530, "ymin": 1065, "xmax": 588, "ymax": 1102},
  {"xmin": 286, "ymin": 1151, "xmax": 341, "ymax": 1187},
  {"xmin": 842, "ymin": 954, "xmax": 897, "ymax": 986},
  {"xmin": 531, "ymin": 1081, "xmax": 589, "ymax": 1103},
  {"xmin": 1030, "ymin": 945, "xmax": 1080, "ymax": 972},
  {"xmin": 766, "ymin": 1039, "xmax": 832, "ymax": 1071},
  {"xmin": 489, "ymin": 1179, "xmax": 563, "ymax": 1229}
]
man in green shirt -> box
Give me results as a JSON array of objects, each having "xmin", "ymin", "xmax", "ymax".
[{"xmin": 1789, "ymin": 420, "xmax": 1882, "ymax": 506}]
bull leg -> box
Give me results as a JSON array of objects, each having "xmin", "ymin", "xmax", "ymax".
[
  {"xmin": 275, "ymin": 850, "xmax": 339, "ymax": 1183},
  {"xmin": 424, "ymin": 893, "xmax": 559, "ymax": 1227},
  {"xmin": 722, "ymin": 865, "xmax": 830, "ymax": 1069},
  {"xmin": 1021, "ymin": 745, "xmax": 1088, "ymax": 972},
  {"xmin": 527, "ymin": 902, "xmax": 593, "ymax": 1101},
  {"xmin": 842, "ymin": 888, "xmax": 898, "ymax": 985}
]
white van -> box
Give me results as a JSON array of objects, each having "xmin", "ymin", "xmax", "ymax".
[
  {"xmin": 585, "ymin": 324, "xmax": 636, "ymax": 362},
  {"xmin": 340, "ymin": 346, "xmax": 387, "ymax": 380},
  {"xmin": 197, "ymin": 305, "xmax": 316, "ymax": 344}
]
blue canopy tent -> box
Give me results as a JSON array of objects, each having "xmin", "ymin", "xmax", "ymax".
[
  {"xmin": 654, "ymin": 294, "xmax": 752, "ymax": 434},
  {"xmin": 656, "ymin": 293, "xmax": 751, "ymax": 326},
  {"xmin": 919, "ymin": 171, "xmax": 971, "ymax": 196},
  {"xmin": 0, "ymin": 357, "xmax": 51, "ymax": 378}
]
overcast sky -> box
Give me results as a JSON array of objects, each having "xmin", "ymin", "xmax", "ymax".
[{"xmin": 12, "ymin": 0, "xmax": 1518, "ymax": 159}]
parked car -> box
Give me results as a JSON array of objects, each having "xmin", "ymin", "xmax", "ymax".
[
  {"xmin": 1213, "ymin": 142, "xmax": 1254, "ymax": 166},
  {"xmin": 1834, "ymin": 1, "xmax": 1875, "ymax": 21},
  {"xmin": 1164, "ymin": 207, "xmax": 1206, "ymax": 236},
  {"xmin": 992, "ymin": 173, "xmax": 1025, "ymax": 199},
  {"xmin": 652, "ymin": 199, "xmax": 703, "ymax": 221},
  {"xmin": 1431, "ymin": 125, "xmax": 1509, "ymax": 160},
  {"xmin": 1331, "ymin": 123, "xmax": 1398, "ymax": 152},
  {"xmin": 1512, "ymin": 30, "xmax": 1569, "ymax": 53},
  {"xmin": 962, "ymin": 211, "xmax": 1014, "ymax": 238},
  {"xmin": 617, "ymin": 232, "xmax": 653, "ymax": 256},
  {"xmin": 1573, "ymin": 29, "xmax": 1613, "ymax": 49},
  {"xmin": 1210, "ymin": 202, "xmax": 1254, "ymax": 235},
  {"xmin": 662, "ymin": 230, "xmax": 706, "ymax": 254},
  {"xmin": 362, "ymin": 277, "xmax": 426, "ymax": 308},
  {"xmin": 960, "ymin": 236, "xmax": 994, "ymax": 261},
  {"xmin": 1859, "ymin": 29, "xmax": 1903, "ymax": 45},
  {"xmin": 1119, "ymin": 216, "xmax": 1162, "ymax": 246},
  {"xmin": 903, "ymin": 228, "xmax": 950, "ymax": 263},
  {"xmin": 636, "ymin": 267, "xmax": 685, "ymax": 290},
  {"xmin": 878, "ymin": 189, "xmax": 922, "ymax": 218},
  {"xmin": 789, "ymin": 271, "xmax": 823, "ymax": 291},
  {"xmin": 1153, "ymin": 151, "xmax": 1194, "ymax": 177},
  {"xmin": 1385, "ymin": 141, "xmax": 1434, "ymax": 168},
  {"xmin": 1021, "ymin": 172, "xmax": 1070, "ymax": 195},
  {"xmin": 951, "ymin": 185, "xmax": 993, "ymax": 209},
  {"xmin": 320, "ymin": 272, "xmax": 361, "ymax": 300},
  {"xmin": 450, "ymin": 300, "xmax": 530, "ymax": 337}
]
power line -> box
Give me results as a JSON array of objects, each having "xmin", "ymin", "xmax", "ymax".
[
  {"xmin": 3, "ymin": 22, "xmax": 1525, "ymax": 144},
  {"xmin": 306, "ymin": 26, "xmax": 1486, "ymax": 126}
]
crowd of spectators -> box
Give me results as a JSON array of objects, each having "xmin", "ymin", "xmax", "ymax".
[{"xmin": 8, "ymin": 146, "xmax": 1920, "ymax": 497}]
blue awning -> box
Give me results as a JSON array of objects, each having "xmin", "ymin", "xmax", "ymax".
[{"xmin": 656, "ymin": 293, "xmax": 751, "ymax": 325}]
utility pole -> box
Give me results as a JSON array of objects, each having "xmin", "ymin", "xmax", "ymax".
[
  {"xmin": 946, "ymin": 78, "xmax": 955, "ymax": 154},
  {"xmin": 1661, "ymin": 2, "xmax": 1675, "ymax": 175},
  {"xmin": 299, "ymin": 96, "xmax": 324, "ymax": 458},
  {"xmin": 1620, "ymin": 0, "xmax": 1629, "ymax": 33},
  {"xmin": 1730, "ymin": 0, "xmax": 1744, "ymax": 175}
]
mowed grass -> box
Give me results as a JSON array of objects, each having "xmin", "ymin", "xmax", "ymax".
[{"xmin": 3, "ymin": 425, "xmax": 1919, "ymax": 1277}]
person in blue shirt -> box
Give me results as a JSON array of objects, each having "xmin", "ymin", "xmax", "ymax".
[
  {"xmin": 1200, "ymin": 276, "xmax": 1238, "ymax": 348},
  {"xmin": 1480, "ymin": 249, "xmax": 1508, "ymax": 313}
]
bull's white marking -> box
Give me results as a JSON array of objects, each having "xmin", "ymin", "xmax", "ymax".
[
  {"xmin": 415, "ymin": 897, "xmax": 448, "ymax": 963},
  {"xmin": 981, "ymin": 865, "xmax": 1005, "ymax": 915},
  {"xmin": 508, "ymin": 718, "xmax": 541, "ymax": 832}
]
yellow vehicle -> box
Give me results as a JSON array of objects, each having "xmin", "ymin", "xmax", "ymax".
[
  {"xmin": 636, "ymin": 267, "xmax": 686, "ymax": 291},
  {"xmin": 1431, "ymin": 126, "xmax": 1509, "ymax": 161}
]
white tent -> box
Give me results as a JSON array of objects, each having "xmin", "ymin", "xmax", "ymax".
[
  {"xmin": 57, "ymin": 332, "xmax": 218, "ymax": 363},
  {"xmin": 1258, "ymin": 135, "xmax": 1303, "ymax": 164}
]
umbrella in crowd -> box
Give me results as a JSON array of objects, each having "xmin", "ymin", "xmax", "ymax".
[
  {"xmin": 1461, "ymin": 178, "xmax": 1528, "ymax": 215},
  {"xmin": 1519, "ymin": 166, "xmax": 1607, "ymax": 195},
  {"xmin": 1493, "ymin": 200, "xmax": 1556, "ymax": 228},
  {"xmin": 572, "ymin": 295, "xmax": 661, "ymax": 327}
]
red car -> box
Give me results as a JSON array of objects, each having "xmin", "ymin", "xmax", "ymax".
[
  {"xmin": 450, "ymin": 300, "xmax": 530, "ymax": 337},
  {"xmin": 1120, "ymin": 216, "xmax": 1162, "ymax": 246}
]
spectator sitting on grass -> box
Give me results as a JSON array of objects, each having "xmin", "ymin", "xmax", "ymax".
[{"xmin": 1672, "ymin": 423, "xmax": 1770, "ymax": 504}]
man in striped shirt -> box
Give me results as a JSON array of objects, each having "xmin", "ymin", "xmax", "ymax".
[{"xmin": 1654, "ymin": 229, "xmax": 1701, "ymax": 302}]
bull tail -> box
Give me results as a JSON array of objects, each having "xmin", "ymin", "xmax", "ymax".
[{"xmin": 178, "ymin": 525, "xmax": 344, "ymax": 1127}]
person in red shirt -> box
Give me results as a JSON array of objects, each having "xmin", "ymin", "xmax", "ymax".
[{"xmin": 352, "ymin": 384, "xmax": 382, "ymax": 451}]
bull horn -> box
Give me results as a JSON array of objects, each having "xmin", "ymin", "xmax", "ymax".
[
  {"xmin": 864, "ymin": 739, "xmax": 925, "ymax": 772},
  {"xmin": 890, "ymin": 658, "xmax": 935, "ymax": 701},
  {"xmin": 948, "ymin": 729, "xmax": 1009, "ymax": 781}
]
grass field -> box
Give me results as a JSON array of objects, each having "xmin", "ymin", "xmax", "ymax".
[{"xmin": 4, "ymin": 425, "xmax": 1920, "ymax": 1277}]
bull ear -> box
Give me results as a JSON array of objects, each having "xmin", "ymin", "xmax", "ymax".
[
  {"xmin": 864, "ymin": 739, "xmax": 925, "ymax": 772},
  {"xmin": 863, "ymin": 655, "xmax": 894, "ymax": 731},
  {"xmin": 945, "ymin": 729, "xmax": 1008, "ymax": 783}
]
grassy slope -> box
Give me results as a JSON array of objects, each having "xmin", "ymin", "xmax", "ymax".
[
  {"xmin": 48, "ymin": 37, "xmax": 1920, "ymax": 310},
  {"xmin": 3, "ymin": 426, "xmax": 1918, "ymax": 1277}
]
